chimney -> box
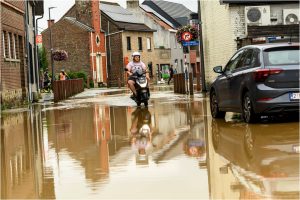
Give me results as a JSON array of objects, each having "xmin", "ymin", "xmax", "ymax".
[
  {"xmin": 127, "ymin": 0, "xmax": 139, "ymax": 9},
  {"xmin": 47, "ymin": 19, "xmax": 55, "ymax": 28}
]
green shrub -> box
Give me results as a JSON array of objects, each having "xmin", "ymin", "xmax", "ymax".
[{"xmin": 67, "ymin": 70, "xmax": 88, "ymax": 88}]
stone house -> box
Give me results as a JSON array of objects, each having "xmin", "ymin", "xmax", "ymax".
[
  {"xmin": 1, "ymin": 0, "xmax": 43, "ymax": 107},
  {"xmin": 100, "ymin": 2, "xmax": 156, "ymax": 86},
  {"xmin": 139, "ymin": 0, "xmax": 199, "ymax": 76},
  {"xmin": 127, "ymin": 0, "xmax": 187, "ymax": 79},
  {"xmin": 199, "ymin": 0, "xmax": 299, "ymax": 83},
  {"xmin": 42, "ymin": 1, "xmax": 107, "ymax": 86}
]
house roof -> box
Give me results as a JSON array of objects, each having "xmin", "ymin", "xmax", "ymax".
[
  {"xmin": 140, "ymin": 4, "xmax": 176, "ymax": 28},
  {"xmin": 64, "ymin": 17, "xmax": 94, "ymax": 32},
  {"xmin": 145, "ymin": 12, "xmax": 173, "ymax": 30},
  {"xmin": 101, "ymin": 2, "xmax": 155, "ymax": 32},
  {"xmin": 114, "ymin": 21, "xmax": 156, "ymax": 32},
  {"xmin": 142, "ymin": 0, "xmax": 192, "ymax": 27},
  {"xmin": 221, "ymin": 0, "xmax": 299, "ymax": 4},
  {"xmin": 153, "ymin": 0, "xmax": 192, "ymax": 20},
  {"xmin": 100, "ymin": 2, "xmax": 141, "ymax": 24}
]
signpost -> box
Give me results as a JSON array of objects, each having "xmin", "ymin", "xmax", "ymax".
[{"xmin": 182, "ymin": 41, "xmax": 199, "ymax": 46}]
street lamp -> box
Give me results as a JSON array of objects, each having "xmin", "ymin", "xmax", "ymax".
[
  {"xmin": 198, "ymin": 0, "xmax": 206, "ymax": 92},
  {"xmin": 48, "ymin": 6, "xmax": 56, "ymax": 88}
]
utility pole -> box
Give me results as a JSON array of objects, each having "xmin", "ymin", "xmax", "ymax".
[
  {"xmin": 48, "ymin": 7, "xmax": 56, "ymax": 88},
  {"xmin": 198, "ymin": 0, "xmax": 207, "ymax": 92}
]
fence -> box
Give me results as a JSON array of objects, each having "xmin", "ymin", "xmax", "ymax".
[
  {"xmin": 174, "ymin": 73, "xmax": 194, "ymax": 95},
  {"xmin": 53, "ymin": 79, "xmax": 84, "ymax": 102}
]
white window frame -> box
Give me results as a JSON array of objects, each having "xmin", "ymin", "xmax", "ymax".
[
  {"xmin": 147, "ymin": 37, "xmax": 151, "ymax": 50},
  {"xmin": 2, "ymin": 31, "xmax": 5, "ymax": 58},
  {"xmin": 7, "ymin": 33, "xmax": 11, "ymax": 58}
]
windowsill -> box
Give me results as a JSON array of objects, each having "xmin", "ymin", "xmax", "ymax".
[
  {"xmin": 147, "ymin": 50, "xmax": 152, "ymax": 52},
  {"xmin": 4, "ymin": 58, "xmax": 20, "ymax": 62}
]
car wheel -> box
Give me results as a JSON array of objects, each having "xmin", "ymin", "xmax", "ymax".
[
  {"xmin": 242, "ymin": 92, "xmax": 259, "ymax": 123},
  {"xmin": 210, "ymin": 90, "xmax": 226, "ymax": 118}
]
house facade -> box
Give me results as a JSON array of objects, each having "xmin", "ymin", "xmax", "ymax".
[
  {"xmin": 42, "ymin": 1, "xmax": 107, "ymax": 86},
  {"xmin": 100, "ymin": 2, "xmax": 155, "ymax": 87},
  {"xmin": 127, "ymin": 0, "xmax": 187, "ymax": 79},
  {"xmin": 200, "ymin": 0, "xmax": 299, "ymax": 83},
  {"xmin": 139, "ymin": 0, "xmax": 197, "ymax": 75},
  {"xmin": 1, "ymin": 0, "xmax": 43, "ymax": 107}
]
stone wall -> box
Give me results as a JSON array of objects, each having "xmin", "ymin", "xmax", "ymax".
[
  {"xmin": 1, "ymin": 1, "xmax": 27, "ymax": 107},
  {"xmin": 42, "ymin": 19, "xmax": 91, "ymax": 76}
]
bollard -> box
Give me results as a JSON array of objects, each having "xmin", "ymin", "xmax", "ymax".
[{"xmin": 189, "ymin": 72, "xmax": 194, "ymax": 95}]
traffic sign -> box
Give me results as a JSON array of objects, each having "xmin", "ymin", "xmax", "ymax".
[
  {"xmin": 182, "ymin": 41, "xmax": 199, "ymax": 46},
  {"xmin": 182, "ymin": 32, "xmax": 193, "ymax": 42}
]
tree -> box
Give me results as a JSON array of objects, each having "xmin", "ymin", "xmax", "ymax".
[{"xmin": 39, "ymin": 46, "xmax": 48, "ymax": 71}]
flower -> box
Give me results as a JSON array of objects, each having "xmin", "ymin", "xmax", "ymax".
[{"xmin": 53, "ymin": 50, "xmax": 68, "ymax": 61}]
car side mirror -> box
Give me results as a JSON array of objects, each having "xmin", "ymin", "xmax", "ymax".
[{"xmin": 213, "ymin": 66, "xmax": 223, "ymax": 74}]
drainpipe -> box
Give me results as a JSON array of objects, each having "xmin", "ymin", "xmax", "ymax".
[
  {"xmin": 25, "ymin": 1, "xmax": 32, "ymax": 102},
  {"xmin": 35, "ymin": 13, "xmax": 44, "ymax": 91},
  {"xmin": 90, "ymin": 32, "xmax": 95, "ymax": 84}
]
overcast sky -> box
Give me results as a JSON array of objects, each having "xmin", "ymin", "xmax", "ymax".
[{"xmin": 39, "ymin": 0, "xmax": 198, "ymax": 33}]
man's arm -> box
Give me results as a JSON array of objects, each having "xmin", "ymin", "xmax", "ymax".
[
  {"xmin": 142, "ymin": 62, "xmax": 150, "ymax": 80},
  {"xmin": 126, "ymin": 63, "xmax": 132, "ymax": 76}
]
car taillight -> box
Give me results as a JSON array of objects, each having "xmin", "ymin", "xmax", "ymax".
[{"xmin": 254, "ymin": 68, "xmax": 283, "ymax": 82}]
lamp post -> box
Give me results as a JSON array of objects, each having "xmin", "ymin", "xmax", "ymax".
[
  {"xmin": 48, "ymin": 7, "xmax": 56, "ymax": 88},
  {"xmin": 198, "ymin": 0, "xmax": 206, "ymax": 92}
]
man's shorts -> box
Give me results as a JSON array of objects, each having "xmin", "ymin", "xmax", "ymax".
[{"xmin": 128, "ymin": 76, "xmax": 136, "ymax": 82}]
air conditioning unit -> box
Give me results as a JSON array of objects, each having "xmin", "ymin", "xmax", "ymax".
[
  {"xmin": 245, "ymin": 6, "xmax": 271, "ymax": 26},
  {"xmin": 283, "ymin": 9, "xmax": 299, "ymax": 25}
]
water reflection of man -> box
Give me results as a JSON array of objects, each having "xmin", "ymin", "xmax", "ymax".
[{"xmin": 130, "ymin": 107, "xmax": 153, "ymax": 164}]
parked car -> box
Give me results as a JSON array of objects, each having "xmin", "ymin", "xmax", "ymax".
[{"xmin": 210, "ymin": 43, "xmax": 300, "ymax": 123}]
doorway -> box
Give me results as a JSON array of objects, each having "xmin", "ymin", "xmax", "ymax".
[{"xmin": 96, "ymin": 54, "xmax": 102, "ymax": 83}]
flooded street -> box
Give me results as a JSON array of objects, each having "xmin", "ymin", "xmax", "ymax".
[{"xmin": 1, "ymin": 90, "xmax": 299, "ymax": 199}]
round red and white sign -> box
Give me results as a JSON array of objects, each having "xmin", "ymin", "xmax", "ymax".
[{"xmin": 182, "ymin": 32, "xmax": 192, "ymax": 42}]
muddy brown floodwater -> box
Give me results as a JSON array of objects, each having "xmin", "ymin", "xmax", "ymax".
[{"xmin": 1, "ymin": 91, "xmax": 299, "ymax": 199}]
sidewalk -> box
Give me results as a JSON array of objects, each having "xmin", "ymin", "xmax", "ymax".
[{"xmin": 38, "ymin": 83, "xmax": 191, "ymax": 103}]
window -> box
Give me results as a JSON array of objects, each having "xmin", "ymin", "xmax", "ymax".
[
  {"xmin": 15, "ymin": 34, "xmax": 19, "ymax": 59},
  {"xmin": 264, "ymin": 47, "xmax": 300, "ymax": 66},
  {"xmin": 250, "ymin": 50, "xmax": 260, "ymax": 68},
  {"xmin": 138, "ymin": 37, "xmax": 142, "ymax": 51},
  {"xmin": 224, "ymin": 50, "xmax": 244, "ymax": 73},
  {"xmin": 147, "ymin": 37, "xmax": 151, "ymax": 50},
  {"xmin": 8, "ymin": 33, "xmax": 11, "ymax": 58},
  {"xmin": 127, "ymin": 37, "xmax": 131, "ymax": 50},
  {"xmin": 12, "ymin": 34, "xmax": 16, "ymax": 59},
  {"xmin": 2, "ymin": 31, "xmax": 5, "ymax": 58},
  {"xmin": 236, "ymin": 49, "xmax": 254, "ymax": 69}
]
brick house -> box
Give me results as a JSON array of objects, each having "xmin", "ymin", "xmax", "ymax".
[
  {"xmin": 199, "ymin": 0, "xmax": 299, "ymax": 83},
  {"xmin": 1, "ymin": 0, "xmax": 43, "ymax": 107},
  {"xmin": 42, "ymin": 1, "xmax": 107, "ymax": 86},
  {"xmin": 100, "ymin": 2, "xmax": 156, "ymax": 87}
]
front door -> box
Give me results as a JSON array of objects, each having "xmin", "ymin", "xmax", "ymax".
[{"xmin": 96, "ymin": 54, "xmax": 102, "ymax": 83}]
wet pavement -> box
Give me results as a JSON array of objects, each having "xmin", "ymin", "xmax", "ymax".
[{"xmin": 1, "ymin": 89, "xmax": 299, "ymax": 199}]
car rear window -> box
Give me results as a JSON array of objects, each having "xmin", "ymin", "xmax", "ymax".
[{"xmin": 263, "ymin": 46, "xmax": 300, "ymax": 66}]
